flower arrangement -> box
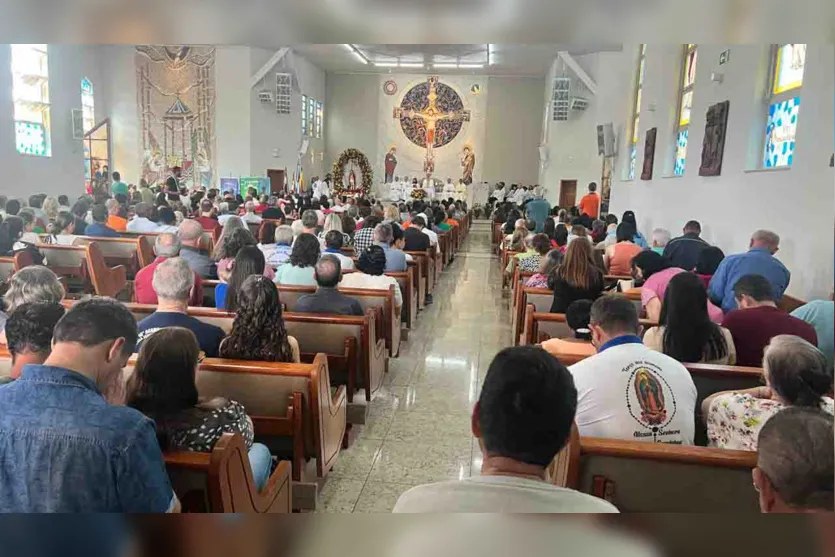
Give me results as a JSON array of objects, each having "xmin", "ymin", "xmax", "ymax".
[
  {"xmin": 333, "ymin": 149, "xmax": 373, "ymax": 196},
  {"xmin": 410, "ymin": 188, "xmax": 427, "ymax": 200}
]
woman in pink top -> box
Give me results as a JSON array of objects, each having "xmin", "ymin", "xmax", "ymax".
[{"xmin": 632, "ymin": 250, "xmax": 723, "ymax": 323}]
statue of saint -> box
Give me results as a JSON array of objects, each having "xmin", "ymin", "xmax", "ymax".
[{"xmin": 460, "ymin": 145, "xmax": 476, "ymax": 185}]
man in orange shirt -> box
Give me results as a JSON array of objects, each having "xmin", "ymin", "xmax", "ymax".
[
  {"xmin": 105, "ymin": 198, "xmax": 127, "ymax": 232},
  {"xmin": 577, "ymin": 182, "xmax": 600, "ymax": 219}
]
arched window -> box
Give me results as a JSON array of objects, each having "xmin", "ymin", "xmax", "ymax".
[
  {"xmin": 763, "ymin": 44, "xmax": 805, "ymax": 168},
  {"xmin": 673, "ymin": 44, "xmax": 697, "ymax": 176},
  {"xmin": 81, "ymin": 77, "xmax": 95, "ymax": 133}
]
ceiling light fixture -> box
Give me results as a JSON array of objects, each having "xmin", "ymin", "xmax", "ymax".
[
  {"xmin": 373, "ymin": 62, "xmax": 399, "ymax": 67},
  {"xmin": 399, "ymin": 62, "xmax": 425, "ymax": 68},
  {"xmin": 487, "ymin": 44, "xmax": 494, "ymax": 65},
  {"xmin": 344, "ymin": 44, "xmax": 369, "ymax": 65},
  {"xmin": 433, "ymin": 63, "xmax": 459, "ymax": 69},
  {"xmin": 458, "ymin": 64, "xmax": 484, "ymax": 69}
]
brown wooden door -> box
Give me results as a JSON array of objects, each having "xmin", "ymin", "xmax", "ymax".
[
  {"xmin": 267, "ymin": 169, "xmax": 286, "ymax": 196},
  {"xmin": 558, "ymin": 180, "xmax": 578, "ymax": 209}
]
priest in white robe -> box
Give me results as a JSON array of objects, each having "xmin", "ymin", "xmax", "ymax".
[
  {"xmin": 491, "ymin": 184, "xmax": 506, "ymax": 203},
  {"xmin": 422, "ymin": 177, "xmax": 436, "ymax": 200},
  {"xmin": 455, "ymin": 180, "xmax": 468, "ymax": 202},
  {"xmin": 442, "ymin": 178, "xmax": 456, "ymax": 200},
  {"xmin": 389, "ymin": 176, "xmax": 404, "ymax": 202}
]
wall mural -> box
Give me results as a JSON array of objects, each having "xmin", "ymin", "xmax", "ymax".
[
  {"xmin": 135, "ymin": 45, "xmax": 216, "ymax": 189},
  {"xmin": 379, "ymin": 74, "xmax": 486, "ymax": 186}
]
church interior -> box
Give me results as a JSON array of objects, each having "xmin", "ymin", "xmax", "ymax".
[{"xmin": 0, "ymin": 34, "xmax": 833, "ymax": 542}]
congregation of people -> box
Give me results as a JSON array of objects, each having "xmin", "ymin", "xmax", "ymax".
[
  {"xmin": 0, "ymin": 174, "xmax": 830, "ymax": 515},
  {"xmin": 0, "ymin": 172, "xmax": 473, "ymax": 512}
]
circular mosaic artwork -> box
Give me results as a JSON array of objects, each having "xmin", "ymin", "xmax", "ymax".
[{"xmin": 398, "ymin": 80, "xmax": 465, "ymax": 149}]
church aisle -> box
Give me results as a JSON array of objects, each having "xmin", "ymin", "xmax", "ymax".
[{"xmin": 317, "ymin": 221, "xmax": 513, "ymax": 512}]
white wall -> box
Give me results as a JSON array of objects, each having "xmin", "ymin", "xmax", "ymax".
[
  {"xmin": 250, "ymin": 48, "xmax": 327, "ymax": 182},
  {"xmin": 325, "ymin": 73, "xmax": 380, "ymax": 172},
  {"xmin": 483, "ymin": 76, "xmax": 544, "ymax": 186},
  {"xmin": 98, "ymin": 45, "xmax": 140, "ymax": 185},
  {"xmin": 215, "ymin": 46, "xmax": 252, "ymax": 179},
  {"xmin": 538, "ymin": 44, "xmax": 834, "ymax": 300},
  {"xmin": 0, "ymin": 44, "xmax": 104, "ymax": 199}
]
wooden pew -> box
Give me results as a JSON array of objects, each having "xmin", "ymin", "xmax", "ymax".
[
  {"xmin": 550, "ymin": 427, "xmax": 759, "ymax": 512},
  {"xmin": 128, "ymin": 301, "xmax": 387, "ymax": 403},
  {"xmin": 72, "ymin": 235, "xmax": 154, "ymax": 278},
  {"xmin": 194, "ymin": 354, "xmax": 346, "ymax": 487},
  {"xmin": 778, "ymin": 293, "xmax": 806, "ymax": 313},
  {"xmin": 276, "ymin": 284, "xmax": 400, "ymax": 358},
  {"xmin": 407, "ymin": 259, "xmax": 426, "ymax": 309},
  {"xmin": 388, "ymin": 268, "xmax": 417, "ymax": 331},
  {"xmin": 164, "ymin": 433, "xmax": 292, "ymax": 513},
  {"xmin": 523, "ymin": 306, "xmax": 657, "ymax": 347},
  {"xmin": 513, "ymin": 287, "xmax": 553, "ymax": 346},
  {"xmin": 404, "ymin": 250, "xmax": 433, "ymax": 301},
  {"xmin": 0, "ymin": 250, "xmax": 34, "ymax": 283},
  {"xmin": 38, "ymin": 242, "xmax": 127, "ymax": 298}
]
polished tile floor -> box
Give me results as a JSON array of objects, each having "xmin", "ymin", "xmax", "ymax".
[{"xmin": 317, "ymin": 221, "xmax": 512, "ymax": 512}]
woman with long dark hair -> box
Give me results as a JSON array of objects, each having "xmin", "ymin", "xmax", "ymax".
[
  {"xmin": 273, "ymin": 233, "xmax": 320, "ymax": 286},
  {"xmin": 219, "ymin": 275, "xmax": 300, "ymax": 363},
  {"xmin": 620, "ymin": 210, "xmax": 648, "ymax": 248},
  {"xmin": 215, "ymin": 245, "xmax": 266, "ymax": 311},
  {"xmin": 549, "ymin": 237, "xmax": 604, "ymax": 313},
  {"xmin": 553, "ymin": 224, "xmax": 569, "ymax": 253},
  {"xmin": 643, "ymin": 272, "xmax": 735, "ymax": 364},
  {"xmin": 604, "ymin": 222, "xmax": 642, "ymax": 276},
  {"xmin": 127, "ymin": 327, "xmax": 273, "ymax": 489}
]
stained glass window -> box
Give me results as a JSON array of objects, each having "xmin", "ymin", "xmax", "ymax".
[
  {"xmin": 315, "ymin": 100, "xmax": 323, "ymax": 139},
  {"xmin": 773, "ymin": 44, "xmax": 806, "ymax": 95},
  {"xmin": 764, "ymin": 97, "xmax": 800, "ymax": 168},
  {"xmin": 673, "ymin": 44, "xmax": 697, "ymax": 175},
  {"xmin": 301, "ymin": 94, "xmax": 309, "ymax": 136},
  {"xmin": 11, "ymin": 44, "xmax": 51, "ymax": 157},
  {"xmin": 307, "ymin": 97, "xmax": 315, "ymax": 138},
  {"xmin": 674, "ymin": 130, "xmax": 688, "ymax": 176},
  {"xmin": 761, "ymin": 45, "xmax": 805, "ymax": 168},
  {"xmin": 81, "ymin": 77, "xmax": 95, "ymax": 133},
  {"xmin": 627, "ymin": 44, "xmax": 646, "ymax": 180}
]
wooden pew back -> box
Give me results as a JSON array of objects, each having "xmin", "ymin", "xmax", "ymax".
[
  {"xmin": 195, "ymin": 354, "xmax": 346, "ymax": 479},
  {"xmin": 0, "ymin": 251, "xmax": 34, "ymax": 283},
  {"xmin": 72, "ymin": 235, "xmax": 153, "ymax": 277},
  {"xmin": 127, "ymin": 302, "xmax": 387, "ymax": 402},
  {"xmin": 551, "ymin": 428, "xmax": 759, "ymax": 512},
  {"xmin": 39, "ymin": 242, "xmax": 127, "ymax": 298},
  {"xmin": 164, "ymin": 433, "xmax": 292, "ymax": 513}
]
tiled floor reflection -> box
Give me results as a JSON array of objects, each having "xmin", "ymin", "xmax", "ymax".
[{"xmin": 317, "ymin": 221, "xmax": 511, "ymax": 512}]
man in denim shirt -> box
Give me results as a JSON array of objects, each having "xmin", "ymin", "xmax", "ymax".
[{"xmin": 0, "ymin": 298, "xmax": 180, "ymax": 512}]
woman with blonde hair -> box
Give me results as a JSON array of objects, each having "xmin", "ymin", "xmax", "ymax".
[
  {"xmin": 383, "ymin": 204, "xmax": 400, "ymax": 223},
  {"xmin": 549, "ymin": 237, "xmax": 604, "ymax": 313},
  {"xmin": 508, "ymin": 226, "xmax": 528, "ymax": 252},
  {"xmin": 318, "ymin": 212, "xmax": 351, "ymax": 246},
  {"xmin": 41, "ymin": 197, "xmax": 60, "ymax": 223}
]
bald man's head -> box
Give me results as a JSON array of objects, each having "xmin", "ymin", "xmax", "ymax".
[
  {"xmin": 154, "ymin": 232, "xmax": 181, "ymax": 257},
  {"xmin": 178, "ymin": 219, "xmax": 204, "ymax": 244},
  {"xmin": 315, "ymin": 255, "xmax": 342, "ymax": 288}
]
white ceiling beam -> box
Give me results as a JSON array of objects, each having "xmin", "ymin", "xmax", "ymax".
[
  {"xmin": 557, "ymin": 51, "xmax": 597, "ymax": 95},
  {"xmin": 250, "ymin": 47, "xmax": 290, "ymax": 89}
]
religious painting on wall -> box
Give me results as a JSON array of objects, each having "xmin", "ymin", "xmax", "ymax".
[
  {"xmin": 384, "ymin": 146, "xmax": 398, "ymax": 183},
  {"xmin": 136, "ymin": 46, "xmax": 216, "ymax": 189},
  {"xmin": 699, "ymin": 100, "xmax": 730, "ymax": 177},
  {"xmin": 640, "ymin": 127, "xmax": 657, "ymax": 180}
]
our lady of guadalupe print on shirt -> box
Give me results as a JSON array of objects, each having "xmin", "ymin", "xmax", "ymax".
[{"xmin": 625, "ymin": 361, "xmax": 681, "ymax": 443}]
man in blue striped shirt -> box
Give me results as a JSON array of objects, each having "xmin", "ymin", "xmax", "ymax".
[{"xmin": 708, "ymin": 230, "xmax": 791, "ymax": 313}]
